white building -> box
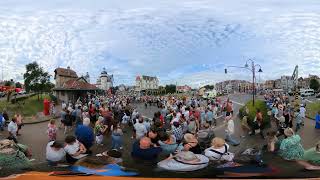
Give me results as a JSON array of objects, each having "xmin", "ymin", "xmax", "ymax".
[
  {"xmin": 135, "ymin": 75, "xmax": 159, "ymax": 91},
  {"xmin": 96, "ymin": 68, "xmax": 114, "ymax": 91}
]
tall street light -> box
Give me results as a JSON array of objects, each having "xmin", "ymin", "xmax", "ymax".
[{"xmin": 225, "ymin": 59, "xmax": 262, "ymax": 106}]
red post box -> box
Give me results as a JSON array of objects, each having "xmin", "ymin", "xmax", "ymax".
[{"xmin": 43, "ymin": 98, "xmax": 50, "ymax": 116}]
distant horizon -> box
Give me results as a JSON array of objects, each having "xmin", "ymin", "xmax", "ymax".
[{"xmin": 0, "ymin": 0, "xmax": 319, "ymax": 88}]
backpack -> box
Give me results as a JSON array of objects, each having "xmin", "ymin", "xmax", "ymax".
[{"xmin": 209, "ymin": 145, "xmax": 234, "ymax": 162}]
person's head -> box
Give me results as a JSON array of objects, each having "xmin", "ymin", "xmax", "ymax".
[
  {"xmin": 65, "ymin": 135, "xmax": 77, "ymax": 144},
  {"xmin": 257, "ymin": 109, "xmax": 261, "ymax": 113},
  {"xmin": 50, "ymin": 141, "xmax": 63, "ymax": 151},
  {"xmin": 266, "ymin": 130, "xmax": 277, "ymax": 138},
  {"xmin": 139, "ymin": 137, "xmax": 152, "ymax": 149},
  {"xmin": 11, "ymin": 117, "xmax": 17, "ymax": 122},
  {"xmin": 49, "ymin": 119, "xmax": 55, "ymax": 125},
  {"xmin": 183, "ymin": 133, "xmax": 198, "ymax": 145},
  {"xmin": 203, "ymin": 123, "xmax": 210, "ymax": 129},
  {"xmin": 173, "ymin": 121, "xmax": 180, "ymax": 128},
  {"xmin": 158, "ymin": 131, "xmax": 170, "ymax": 142},
  {"xmin": 138, "ymin": 117, "xmax": 144, "ymax": 123},
  {"xmin": 83, "ymin": 118, "xmax": 91, "ymax": 126},
  {"xmin": 284, "ymin": 128, "xmax": 295, "ymax": 137},
  {"xmin": 211, "ymin": 137, "xmax": 226, "ymax": 149}
]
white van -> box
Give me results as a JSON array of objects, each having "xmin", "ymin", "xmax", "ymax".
[
  {"xmin": 202, "ymin": 90, "xmax": 217, "ymax": 99},
  {"xmin": 300, "ymin": 89, "xmax": 315, "ymax": 97}
]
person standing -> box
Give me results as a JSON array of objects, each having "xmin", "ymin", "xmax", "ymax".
[
  {"xmin": 8, "ymin": 117, "xmax": 18, "ymax": 142},
  {"xmin": 47, "ymin": 119, "xmax": 58, "ymax": 142},
  {"xmin": 15, "ymin": 113, "xmax": 23, "ymax": 136},
  {"xmin": 315, "ymin": 111, "xmax": 320, "ymax": 129},
  {"xmin": 299, "ymin": 105, "xmax": 306, "ymax": 126},
  {"xmin": 134, "ymin": 117, "xmax": 147, "ymax": 140},
  {"xmin": 294, "ymin": 109, "xmax": 303, "ymax": 133},
  {"xmin": 225, "ymin": 115, "xmax": 240, "ymax": 146}
]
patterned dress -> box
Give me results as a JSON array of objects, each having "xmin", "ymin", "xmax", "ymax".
[{"xmin": 279, "ymin": 135, "xmax": 304, "ymax": 160}]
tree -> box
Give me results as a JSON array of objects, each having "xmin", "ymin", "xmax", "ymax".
[
  {"xmin": 310, "ymin": 78, "xmax": 320, "ymax": 91},
  {"xmin": 165, "ymin": 84, "xmax": 176, "ymax": 94},
  {"xmin": 15, "ymin": 82, "xmax": 22, "ymax": 88},
  {"xmin": 23, "ymin": 62, "xmax": 52, "ymax": 100},
  {"xmin": 203, "ymin": 84, "xmax": 214, "ymax": 90}
]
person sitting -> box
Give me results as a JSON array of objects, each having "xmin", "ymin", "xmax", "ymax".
[
  {"xmin": 204, "ymin": 137, "xmax": 234, "ymax": 162},
  {"xmin": 75, "ymin": 118, "xmax": 94, "ymax": 151},
  {"xmin": 265, "ymin": 130, "xmax": 279, "ymax": 152},
  {"xmin": 180, "ymin": 133, "xmax": 202, "ymax": 154},
  {"xmin": 157, "ymin": 151, "xmax": 209, "ymax": 172},
  {"xmin": 64, "ymin": 135, "xmax": 88, "ymax": 164},
  {"xmin": 158, "ymin": 131, "xmax": 179, "ymax": 155},
  {"xmin": 297, "ymin": 141, "xmax": 320, "ymax": 170},
  {"xmin": 131, "ymin": 137, "xmax": 162, "ymax": 161},
  {"xmin": 197, "ymin": 123, "xmax": 215, "ymax": 149},
  {"xmin": 46, "ymin": 141, "xmax": 66, "ymax": 166},
  {"xmin": 279, "ymin": 128, "xmax": 304, "ymax": 161},
  {"xmin": 96, "ymin": 149, "xmax": 123, "ymax": 164}
]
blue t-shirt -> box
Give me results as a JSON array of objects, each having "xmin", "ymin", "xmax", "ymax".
[
  {"xmin": 206, "ymin": 111, "xmax": 213, "ymax": 121},
  {"xmin": 75, "ymin": 125, "xmax": 94, "ymax": 149},
  {"xmin": 131, "ymin": 141, "xmax": 162, "ymax": 161}
]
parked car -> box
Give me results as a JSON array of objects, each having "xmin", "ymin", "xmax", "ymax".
[
  {"xmin": 18, "ymin": 90, "xmax": 26, "ymax": 95},
  {"xmin": 316, "ymin": 93, "xmax": 320, "ymax": 98},
  {"xmin": 300, "ymin": 89, "xmax": 315, "ymax": 97},
  {"xmin": 0, "ymin": 92, "xmax": 5, "ymax": 97}
]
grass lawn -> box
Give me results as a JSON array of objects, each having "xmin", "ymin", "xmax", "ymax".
[
  {"xmin": 0, "ymin": 94, "xmax": 51, "ymax": 118},
  {"xmin": 306, "ymin": 102, "xmax": 320, "ymax": 119}
]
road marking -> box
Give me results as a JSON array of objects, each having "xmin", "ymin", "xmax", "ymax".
[
  {"xmin": 305, "ymin": 99, "xmax": 313, "ymax": 103},
  {"xmin": 231, "ymin": 101, "xmax": 245, "ymax": 106}
]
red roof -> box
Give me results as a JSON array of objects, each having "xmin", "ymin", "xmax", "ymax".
[
  {"xmin": 54, "ymin": 67, "xmax": 78, "ymax": 78},
  {"xmin": 62, "ymin": 78, "xmax": 97, "ymax": 90},
  {"xmin": 136, "ymin": 76, "xmax": 141, "ymax": 81}
]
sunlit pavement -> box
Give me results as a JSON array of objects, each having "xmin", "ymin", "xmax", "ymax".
[{"xmin": 1, "ymin": 93, "xmax": 320, "ymax": 177}]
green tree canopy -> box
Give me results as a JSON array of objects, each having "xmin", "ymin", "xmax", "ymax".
[
  {"xmin": 23, "ymin": 62, "xmax": 52, "ymax": 94},
  {"xmin": 15, "ymin": 82, "xmax": 22, "ymax": 88},
  {"xmin": 203, "ymin": 84, "xmax": 214, "ymax": 90},
  {"xmin": 165, "ymin": 84, "xmax": 176, "ymax": 94},
  {"xmin": 310, "ymin": 78, "xmax": 320, "ymax": 91}
]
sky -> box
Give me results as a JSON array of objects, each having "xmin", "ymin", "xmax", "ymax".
[{"xmin": 0, "ymin": 0, "xmax": 319, "ymax": 88}]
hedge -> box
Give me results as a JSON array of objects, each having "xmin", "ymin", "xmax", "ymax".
[{"xmin": 239, "ymin": 100, "xmax": 270, "ymax": 128}]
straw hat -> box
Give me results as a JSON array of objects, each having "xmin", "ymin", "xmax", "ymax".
[
  {"xmin": 211, "ymin": 137, "xmax": 226, "ymax": 149},
  {"xmin": 184, "ymin": 133, "xmax": 198, "ymax": 144},
  {"xmin": 175, "ymin": 151, "xmax": 199, "ymax": 162}
]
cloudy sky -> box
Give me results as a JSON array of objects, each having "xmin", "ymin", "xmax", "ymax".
[{"xmin": 0, "ymin": 0, "xmax": 319, "ymax": 87}]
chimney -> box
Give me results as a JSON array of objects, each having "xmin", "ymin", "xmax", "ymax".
[{"xmin": 67, "ymin": 66, "xmax": 70, "ymax": 69}]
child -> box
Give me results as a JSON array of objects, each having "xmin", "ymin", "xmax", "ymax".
[
  {"xmin": 266, "ymin": 131, "xmax": 278, "ymax": 152},
  {"xmin": 112, "ymin": 125, "xmax": 123, "ymax": 150},
  {"xmin": 95, "ymin": 117, "xmax": 108, "ymax": 145},
  {"xmin": 47, "ymin": 119, "xmax": 57, "ymax": 142},
  {"xmin": 64, "ymin": 135, "xmax": 87, "ymax": 164}
]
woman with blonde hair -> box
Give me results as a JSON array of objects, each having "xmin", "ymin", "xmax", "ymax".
[
  {"xmin": 279, "ymin": 128, "xmax": 304, "ymax": 161},
  {"xmin": 204, "ymin": 137, "xmax": 234, "ymax": 162}
]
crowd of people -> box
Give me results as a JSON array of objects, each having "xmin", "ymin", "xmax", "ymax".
[{"xmin": 1, "ymin": 91, "xmax": 320, "ymax": 176}]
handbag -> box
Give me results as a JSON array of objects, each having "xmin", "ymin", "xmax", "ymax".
[{"xmin": 209, "ymin": 145, "xmax": 234, "ymax": 162}]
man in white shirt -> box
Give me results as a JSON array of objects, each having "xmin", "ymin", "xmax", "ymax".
[
  {"xmin": 299, "ymin": 105, "xmax": 306, "ymax": 125},
  {"xmin": 225, "ymin": 115, "xmax": 239, "ymax": 146},
  {"xmin": 8, "ymin": 118, "xmax": 18, "ymax": 141},
  {"xmin": 134, "ymin": 117, "xmax": 147, "ymax": 140},
  {"xmin": 46, "ymin": 141, "xmax": 66, "ymax": 165}
]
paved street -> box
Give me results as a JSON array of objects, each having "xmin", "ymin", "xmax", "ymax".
[{"xmin": 1, "ymin": 93, "xmax": 320, "ymax": 178}]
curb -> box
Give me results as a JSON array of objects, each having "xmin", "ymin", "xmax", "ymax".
[{"xmin": 24, "ymin": 116, "xmax": 59, "ymax": 125}]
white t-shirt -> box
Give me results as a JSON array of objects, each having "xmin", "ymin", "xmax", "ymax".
[
  {"xmin": 8, "ymin": 121, "xmax": 17, "ymax": 135},
  {"xmin": 64, "ymin": 140, "xmax": 87, "ymax": 159},
  {"xmin": 46, "ymin": 141, "xmax": 66, "ymax": 162},
  {"xmin": 226, "ymin": 120, "xmax": 235, "ymax": 135},
  {"xmin": 300, "ymin": 107, "xmax": 306, "ymax": 118},
  {"xmin": 134, "ymin": 122, "xmax": 147, "ymax": 139},
  {"xmin": 205, "ymin": 144, "xmax": 230, "ymax": 160},
  {"xmin": 170, "ymin": 117, "xmax": 180, "ymax": 124}
]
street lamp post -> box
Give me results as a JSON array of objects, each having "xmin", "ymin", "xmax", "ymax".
[{"xmin": 225, "ymin": 59, "xmax": 262, "ymax": 106}]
